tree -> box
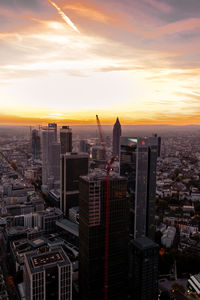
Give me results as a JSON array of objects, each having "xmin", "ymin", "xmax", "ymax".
[
  {"xmin": 171, "ymin": 282, "xmax": 186, "ymax": 294},
  {"xmin": 160, "ymin": 291, "xmax": 171, "ymax": 300}
]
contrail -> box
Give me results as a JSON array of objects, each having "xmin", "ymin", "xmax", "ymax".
[{"xmin": 48, "ymin": 0, "xmax": 79, "ymax": 33}]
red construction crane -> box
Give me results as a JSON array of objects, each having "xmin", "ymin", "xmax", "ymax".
[{"xmin": 96, "ymin": 115, "xmax": 115, "ymax": 300}]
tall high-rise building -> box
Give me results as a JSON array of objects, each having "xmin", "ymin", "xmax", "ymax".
[
  {"xmin": 49, "ymin": 142, "xmax": 61, "ymax": 183},
  {"xmin": 48, "ymin": 122, "xmax": 57, "ymax": 141},
  {"xmin": 41, "ymin": 124, "xmax": 57, "ymax": 192},
  {"xmin": 158, "ymin": 136, "xmax": 161, "ymax": 157},
  {"xmin": 31, "ymin": 129, "xmax": 41, "ymax": 160},
  {"xmin": 79, "ymin": 171, "xmax": 129, "ymax": 300},
  {"xmin": 79, "ymin": 140, "xmax": 90, "ymax": 154},
  {"xmin": 112, "ymin": 117, "xmax": 121, "ymax": 157},
  {"xmin": 120, "ymin": 136, "xmax": 158, "ymax": 240},
  {"xmin": 60, "ymin": 153, "xmax": 89, "ymax": 216},
  {"xmin": 60, "ymin": 126, "xmax": 72, "ymax": 154},
  {"xmin": 120, "ymin": 137, "xmax": 137, "ymax": 234},
  {"xmin": 24, "ymin": 247, "xmax": 72, "ymax": 300},
  {"xmin": 130, "ymin": 237, "xmax": 159, "ymax": 300},
  {"xmin": 153, "ymin": 134, "xmax": 161, "ymax": 157}
]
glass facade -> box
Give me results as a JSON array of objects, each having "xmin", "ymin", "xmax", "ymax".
[
  {"xmin": 79, "ymin": 173, "xmax": 129, "ymax": 300},
  {"xmin": 120, "ymin": 137, "xmax": 158, "ymax": 240},
  {"xmin": 60, "ymin": 153, "xmax": 89, "ymax": 216},
  {"xmin": 130, "ymin": 237, "xmax": 159, "ymax": 300}
]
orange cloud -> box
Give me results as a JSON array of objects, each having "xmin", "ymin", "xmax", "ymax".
[
  {"xmin": 144, "ymin": 0, "xmax": 172, "ymax": 13},
  {"xmin": 155, "ymin": 18, "xmax": 200, "ymax": 37},
  {"xmin": 1, "ymin": 111, "xmax": 200, "ymax": 126},
  {"xmin": 60, "ymin": 1, "xmax": 142, "ymax": 33},
  {"xmin": 62, "ymin": 1, "xmax": 118, "ymax": 25}
]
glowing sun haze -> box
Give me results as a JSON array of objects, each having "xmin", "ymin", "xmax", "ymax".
[{"xmin": 0, "ymin": 0, "xmax": 200, "ymax": 125}]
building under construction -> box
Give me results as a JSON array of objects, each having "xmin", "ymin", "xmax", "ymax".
[{"xmin": 79, "ymin": 170, "xmax": 129, "ymax": 300}]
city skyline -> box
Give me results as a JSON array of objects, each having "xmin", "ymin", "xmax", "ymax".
[{"xmin": 0, "ymin": 0, "xmax": 200, "ymax": 125}]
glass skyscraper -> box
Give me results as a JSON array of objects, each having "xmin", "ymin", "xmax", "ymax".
[
  {"xmin": 120, "ymin": 136, "xmax": 158, "ymax": 240},
  {"xmin": 79, "ymin": 171, "xmax": 129, "ymax": 300},
  {"xmin": 112, "ymin": 117, "xmax": 121, "ymax": 157}
]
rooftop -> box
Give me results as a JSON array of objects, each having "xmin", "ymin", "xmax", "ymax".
[
  {"xmin": 32, "ymin": 251, "xmax": 64, "ymax": 268},
  {"xmin": 56, "ymin": 218, "xmax": 79, "ymax": 237},
  {"xmin": 131, "ymin": 236, "xmax": 158, "ymax": 250},
  {"xmin": 81, "ymin": 170, "xmax": 126, "ymax": 182},
  {"xmin": 25, "ymin": 247, "xmax": 71, "ymax": 272}
]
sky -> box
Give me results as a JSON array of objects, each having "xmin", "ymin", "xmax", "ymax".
[{"xmin": 0, "ymin": 0, "xmax": 200, "ymax": 125}]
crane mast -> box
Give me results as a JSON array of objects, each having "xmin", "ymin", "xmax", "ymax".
[{"xmin": 96, "ymin": 115, "xmax": 115, "ymax": 300}]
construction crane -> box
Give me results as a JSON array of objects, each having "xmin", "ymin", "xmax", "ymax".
[{"xmin": 96, "ymin": 115, "xmax": 115, "ymax": 300}]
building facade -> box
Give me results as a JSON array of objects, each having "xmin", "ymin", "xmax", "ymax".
[
  {"xmin": 60, "ymin": 153, "xmax": 88, "ymax": 216},
  {"xmin": 130, "ymin": 237, "xmax": 159, "ymax": 300},
  {"xmin": 24, "ymin": 247, "xmax": 72, "ymax": 300},
  {"xmin": 112, "ymin": 117, "xmax": 121, "ymax": 157},
  {"xmin": 79, "ymin": 171, "xmax": 129, "ymax": 300},
  {"xmin": 31, "ymin": 129, "xmax": 41, "ymax": 160},
  {"xmin": 120, "ymin": 136, "xmax": 158, "ymax": 240},
  {"xmin": 41, "ymin": 124, "xmax": 57, "ymax": 192},
  {"xmin": 60, "ymin": 126, "xmax": 72, "ymax": 154}
]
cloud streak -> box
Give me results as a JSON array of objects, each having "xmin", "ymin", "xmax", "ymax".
[{"xmin": 48, "ymin": 0, "xmax": 79, "ymax": 33}]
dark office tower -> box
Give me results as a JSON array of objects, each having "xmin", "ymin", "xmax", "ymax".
[
  {"xmin": 135, "ymin": 137, "xmax": 158, "ymax": 240},
  {"xmin": 153, "ymin": 134, "xmax": 161, "ymax": 157},
  {"xmin": 112, "ymin": 117, "xmax": 121, "ymax": 157},
  {"xmin": 80, "ymin": 140, "xmax": 90, "ymax": 153},
  {"xmin": 79, "ymin": 171, "xmax": 129, "ymax": 300},
  {"xmin": 60, "ymin": 152, "xmax": 89, "ymax": 216},
  {"xmin": 120, "ymin": 137, "xmax": 158, "ymax": 240},
  {"xmin": 24, "ymin": 247, "xmax": 72, "ymax": 300},
  {"xmin": 120, "ymin": 137, "xmax": 137, "ymax": 235},
  {"xmin": 158, "ymin": 137, "xmax": 161, "ymax": 157},
  {"xmin": 130, "ymin": 237, "xmax": 159, "ymax": 300},
  {"xmin": 31, "ymin": 129, "xmax": 41, "ymax": 160},
  {"xmin": 60, "ymin": 126, "xmax": 72, "ymax": 154}
]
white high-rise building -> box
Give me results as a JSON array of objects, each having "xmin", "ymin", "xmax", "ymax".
[{"xmin": 41, "ymin": 123, "xmax": 57, "ymax": 193}]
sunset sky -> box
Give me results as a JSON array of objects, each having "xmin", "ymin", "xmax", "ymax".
[{"xmin": 0, "ymin": 0, "xmax": 200, "ymax": 125}]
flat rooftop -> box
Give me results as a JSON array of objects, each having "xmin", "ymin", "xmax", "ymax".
[
  {"xmin": 56, "ymin": 219, "xmax": 79, "ymax": 237},
  {"xmin": 26, "ymin": 247, "xmax": 71, "ymax": 272},
  {"xmin": 131, "ymin": 236, "xmax": 158, "ymax": 250},
  {"xmin": 81, "ymin": 170, "xmax": 126, "ymax": 182},
  {"xmin": 31, "ymin": 251, "xmax": 64, "ymax": 268}
]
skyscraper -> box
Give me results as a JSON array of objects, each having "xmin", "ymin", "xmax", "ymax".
[
  {"xmin": 60, "ymin": 126, "xmax": 72, "ymax": 154},
  {"xmin": 130, "ymin": 237, "xmax": 159, "ymax": 300},
  {"xmin": 79, "ymin": 171, "xmax": 129, "ymax": 300},
  {"xmin": 24, "ymin": 247, "xmax": 72, "ymax": 300},
  {"xmin": 135, "ymin": 137, "xmax": 158, "ymax": 240},
  {"xmin": 49, "ymin": 142, "xmax": 61, "ymax": 183},
  {"xmin": 112, "ymin": 117, "xmax": 121, "ymax": 157},
  {"xmin": 41, "ymin": 124, "xmax": 57, "ymax": 192},
  {"xmin": 48, "ymin": 122, "xmax": 57, "ymax": 141},
  {"xmin": 60, "ymin": 152, "xmax": 89, "ymax": 216},
  {"xmin": 79, "ymin": 140, "xmax": 90, "ymax": 154},
  {"xmin": 120, "ymin": 137, "xmax": 137, "ymax": 235},
  {"xmin": 120, "ymin": 136, "xmax": 158, "ymax": 240},
  {"xmin": 31, "ymin": 129, "xmax": 41, "ymax": 160},
  {"xmin": 158, "ymin": 136, "xmax": 161, "ymax": 157}
]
